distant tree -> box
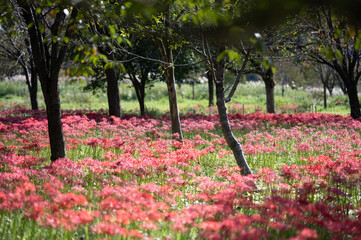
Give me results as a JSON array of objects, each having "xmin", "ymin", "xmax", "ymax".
[
  {"xmin": 123, "ymin": 38, "xmax": 162, "ymax": 116},
  {"xmin": 332, "ymin": 70, "xmax": 348, "ymax": 95},
  {"xmin": 239, "ymin": 32, "xmax": 277, "ymax": 114},
  {"xmin": 206, "ymin": 69, "xmax": 214, "ymax": 106},
  {"xmin": 312, "ymin": 63, "xmax": 337, "ymax": 108},
  {"xmin": 89, "ymin": 23, "xmax": 122, "ymax": 118},
  {"xmin": 294, "ymin": 5, "xmax": 361, "ymax": 118},
  {"xmin": 0, "ymin": 12, "xmax": 38, "ymax": 110}
]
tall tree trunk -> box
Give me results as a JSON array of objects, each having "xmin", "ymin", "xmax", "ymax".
[
  {"xmin": 264, "ymin": 69, "xmax": 275, "ymax": 113},
  {"xmin": 139, "ymin": 93, "xmax": 145, "ymax": 116},
  {"xmin": 160, "ymin": 5, "xmax": 183, "ymax": 140},
  {"xmin": 30, "ymin": 67, "xmax": 38, "ymax": 110},
  {"xmin": 323, "ymin": 84, "xmax": 327, "ymax": 108},
  {"xmin": 19, "ymin": 2, "xmax": 79, "ymax": 161},
  {"xmin": 24, "ymin": 66, "xmax": 38, "ymax": 110},
  {"xmin": 100, "ymin": 48, "xmax": 121, "ymax": 118},
  {"xmin": 41, "ymin": 77, "xmax": 66, "ymax": 161},
  {"xmin": 129, "ymin": 74, "xmax": 146, "ymax": 117},
  {"xmin": 207, "ymin": 70, "xmax": 214, "ymax": 106},
  {"xmin": 346, "ymin": 80, "xmax": 361, "ymax": 119},
  {"xmin": 164, "ymin": 47, "xmax": 183, "ymax": 140},
  {"xmin": 105, "ymin": 67, "xmax": 121, "ymax": 118},
  {"xmin": 139, "ymin": 79, "xmax": 146, "ymax": 116},
  {"xmin": 209, "ymin": 45, "xmax": 252, "ymax": 175},
  {"xmin": 328, "ymin": 87, "xmax": 333, "ymax": 96}
]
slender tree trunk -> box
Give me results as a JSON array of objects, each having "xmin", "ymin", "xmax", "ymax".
[
  {"xmin": 323, "ymin": 84, "xmax": 327, "ymax": 108},
  {"xmin": 211, "ymin": 46, "xmax": 252, "ymax": 175},
  {"xmin": 164, "ymin": 47, "xmax": 183, "ymax": 140},
  {"xmin": 207, "ymin": 70, "xmax": 214, "ymax": 106},
  {"xmin": 139, "ymin": 93, "xmax": 145, "ymax": 116},
  {"xmin": 23, "ymin": 64, "xmax": 38, "ymax": 110},
  {"xmin": 159, "ymin": 5, "xmax": 183, "ymax": 140},
  {"xmin": 41, "ymin": 77, "xmax": 66, "ymax": 161},
  {"xmin": 130, "ymin": 75, "xmax": 146, "ymax": 117},
  {"xmin": 104, "ymin": 67, "xmax": 121, "ymax": 118},
  {"xmin": 265, "ymin": 82, "xmax": 275, "ymax": 113},
  {"xmin": 346, "ymin": 80, "xmax": 361, "ymax": 119},
  {"xmin": 100, "ymin": 48, "xmax": 121, "ymax": 118},
  {"xmin": 264, "ymin": 69, "xmax": 275, "ymax": 113},
  {"xmin": 30, "ymin": 67, "xmax": 38, "ymax": 110},
  {"xmin": 328, "ymin": 88, "xmax": 333, "ymax": 96},
  {"xmin": 192, "ymin": 79, "xmax": 195, "ymax": 100}
]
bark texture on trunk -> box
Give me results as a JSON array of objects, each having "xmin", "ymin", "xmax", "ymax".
[
  {"xmin": 207, "ymin": 70, "xmax": 214, "ymax": 107},
  {"xmin": 129, "ymin": 73, "xmax": 146, "ymax": 116},
  {"xmin": 99, "ymin": 48, "xmax": 121, "ymax": 118},
  {"xmin": 210, "ymin": 45, "xmax": 252, "ymax": 175},
  {"xmin": 42, "ymin": 79, "xmax": 66, "ymax": 161},
  {"xmin": 19, "ymin": 2, "xmax": 79, "ymax": 161},
  {"xmin": 346, "ymin": 80, "xmax": 361, "ymax": 119},
  {"xmin": 30, "ymin": 68, "xmax": 38, "ymax": 110},
  {"xmin": 24, "ymin": 65, "xmax": 38, "ymax": 110},
  {"xmin": 323, "ymin": 84, "xmax": 327, "ymax": 109},
  {"xmin": 105, "ymin": 67, "xmax": 121, "ymax": 118},
  {"xmin": 159, "ymin": 5, "xmax": 183, "ymax": 140},
  {"xmin": 165, "ymin": 49, "xmax": 183, "ymax": 140},
  {"xmin": 264, "ymin": 69, "xmax": 275, "ymax": 113}
]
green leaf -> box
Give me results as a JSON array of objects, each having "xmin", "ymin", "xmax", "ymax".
[
  {"xmin": 355, "ymin": 39, "xmax": 361, "ymax": 50},
  {"xmin": 74, "ymin": 54, "xmax": 79, "ymax": 62},
  {"xmin": 116, "ymin": 36, "xmax": 123, "ymax": 44},
  {"xmin": 262, "ymin": 59, "xmax": 271, "ymax": 69},
  {"xmin": 125, "ymin": 38, "xmax": 132, "ymax": 47},
  {"xmin": 104, "ymin": 62, "xmax": 113, "ymax": 70},
  {"xmin": 108, "ymin": 25, "xmax": 115, "ymax": 37},
  {"xmin": 227, "ymin": 50, "xmax": 240, "ymax": 62},
  {"xmin": 334, "ymin": 49, "xmax": 343, "ymax": 62},
  {"xmin": 334, "ymin": 29, "xmax": 341, "ymax": 39},
  {"xmin": 27, "ymin": 22, "xmax": 34, "ymax": 29},
  {"xmin": 326, "ymin": 48, "xmax": 334, "ymax": 60},
  {"xmin": 38, "ymin": 24, "xmax": 44, "ymax": 34},
  {"xmin": 216, "ymin": 50, "xmax": 227, "ymax": 62}
]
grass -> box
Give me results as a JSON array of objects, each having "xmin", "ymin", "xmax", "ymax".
[{"xmin": 0, "ymin": 78, "xmax": 353, "ymax": 116}]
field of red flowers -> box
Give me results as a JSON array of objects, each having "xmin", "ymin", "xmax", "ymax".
[{"xmin": 0, "ymin": 108, "xmax": 360, "ymax": 239}]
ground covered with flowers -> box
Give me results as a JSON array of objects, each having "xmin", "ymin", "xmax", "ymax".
[{"xmin": 0, "ymin": 108, "xmax": 360, "ymax": 239}]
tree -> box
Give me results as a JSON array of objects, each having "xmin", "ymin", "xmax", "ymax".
[
  {"xmin": 7, "ymin": 0, "xmax": 82, "ymax": 161},
  {"xmin": 244, "ymin": 56, "xmax": 276, "ymax": 113},
  {"xmin": 0, "ymin": 10, "xmax": 38, "ymax": 110},
  {"xmin": 332, "ymin": 70, "xmax": 348, "ymax": 95},
  {"xmin": 123, "ymin": 38, "xmax": 162, "ymax": 116},
  {"xmin": 294, "ymin": 5, "xmax": 361, "ymax": 118},
  {"xmin": 206, "ymin": 69, "xmax": 214, "ymax": 106},
  {"xmin": 313, "ymin": 63, "xmax": 337, "ymax": 108},
  {"xmin": 88, "ymin": 23, "xmax": 122, "ymax": 118},
  {"xmin": 156, "ymin": 2, "xmax": 184, "ymax": 140},
  {"xmin": 99, "ymin": 47, "xmax": 122, "ymax": 118},
  {"xmin": 184, "ymin": 0, "xmax": 253, "ymax": 175},
  {"xmin": 203, "ymin": 37, "xmax": 252, "ymax": 175}
]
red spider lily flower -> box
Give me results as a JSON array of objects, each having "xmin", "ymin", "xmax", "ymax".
[{"xmin": 290, "ymin": 228, "xmax": 318, "ymax": 240}]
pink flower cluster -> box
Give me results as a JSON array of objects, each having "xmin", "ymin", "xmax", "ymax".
[{"xmin": 0, "ymin": 108, "xmax": 360, "ymax": 239}]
